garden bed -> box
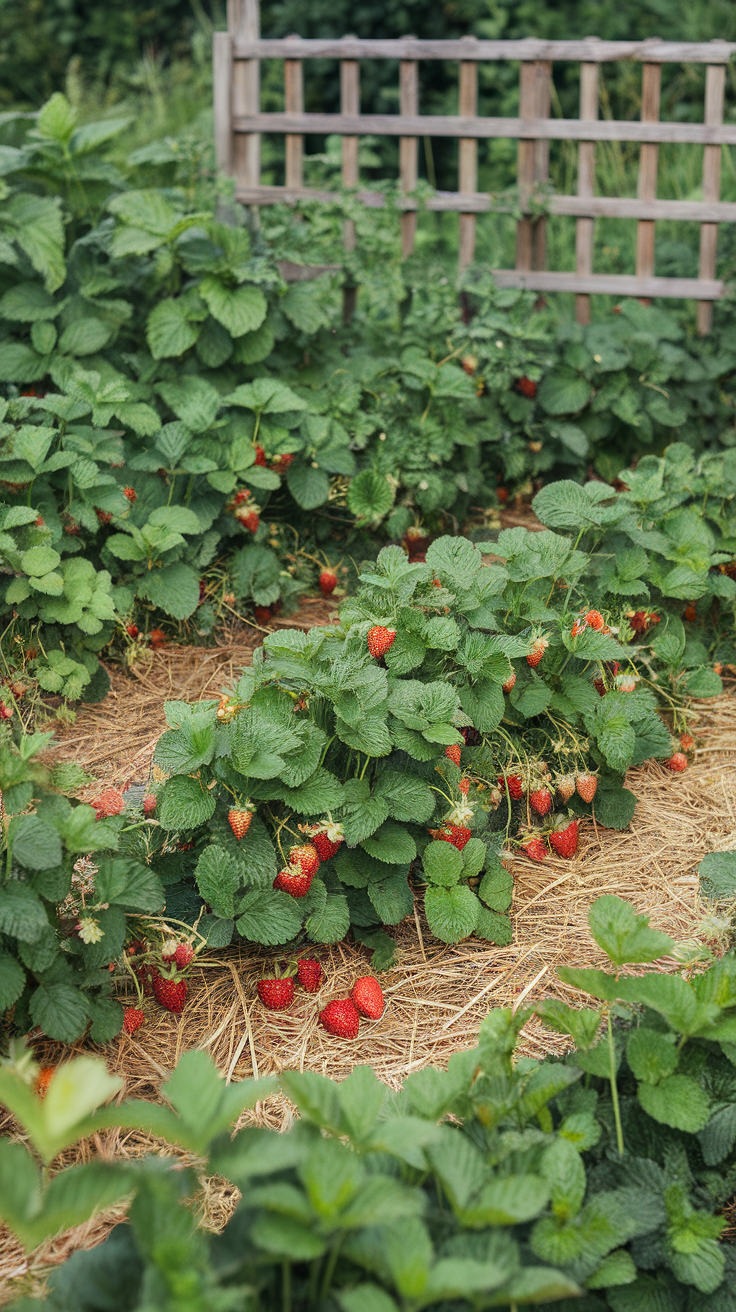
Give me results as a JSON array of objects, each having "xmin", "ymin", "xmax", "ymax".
[{"xmin": 2, "ymin": 617, "xmax": 735, "ymax": 1303}]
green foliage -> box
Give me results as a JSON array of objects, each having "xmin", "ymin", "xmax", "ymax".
[
  {"xmin": 0, "ymin": 727, "xmax": 163, "ymax": 1041},
  {"xmin": 5, "ymin": 896, "xmax": 736, "ymax": 1312}
]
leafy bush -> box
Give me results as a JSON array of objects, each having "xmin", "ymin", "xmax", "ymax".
[
  {"xmin": 5, "ymin": 895, "xmax": 736, "ymax": 1311},
  {"xmin": 0, "ymin": 727, "xmax": 164, "ymax": 1042}
]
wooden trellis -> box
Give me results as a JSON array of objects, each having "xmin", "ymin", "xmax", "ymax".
[{"xmin": 214, "ymin": 1, "xmax": 736, "ymax": 331}]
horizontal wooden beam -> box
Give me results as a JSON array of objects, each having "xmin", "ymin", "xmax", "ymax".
[
  {"xmin": 492, "ymin": 270, "xmax": 724, "ymax": 298},
  {"xmin": 233, "ymin": 36, "xmax": 736, "ymax": 64},
  {"xmin": 235, "ymin": 183, "xmax": 736, "ymax": 223},
  {"xmin": 233, "ymin": 111, "xmax": 736, "ymax": 146}
]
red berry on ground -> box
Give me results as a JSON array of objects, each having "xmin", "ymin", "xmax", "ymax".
[
  {"xmin": 319, "ymin": 568, "xmax": 338, "ymax": 596},
  {"xmin": 667, "ymin": 753, "xmax": 688, "ymax": 772},
  {"xmin": 149, "ymin": 628, "xmax": 167, "ymax": 648},
  {"xmin": 445, "ymin": 744, "xmax": 462, "ymax": 767},
  {"xmin": 680, "ymin": 734, "xmax": 694, "ymax": 751},
  {"xmin": 522, "ymin": 837, "xmax": 547, "ymax": 862},
  {"xmin": 351, "ymin": 976, "xmax": 384, "ymax": 1020},
  {"xmin": 152, "ymin": 975, "xmax": 188, "ymax": 1014},
  {"xmin": 529, "ymin": 788, "xmax": 552, "ymax": 817},
  {"xmin": 549, "ymin": 818, "xmax": 579, "ymax": 859},
  {"xmin": 91, "ymin": 787, "xmax": 125, "ymax": 819},
  {"xmin": 297, "ymin": 959, "xmax": 323, "ymax": 992},
  {"xmin": 319, "ymin": 998, "xmax": 360, "ymax": 1038},
  {"xmin": 123, "ymin": 1007, "xmax": 145, "ymax": 1034},
  {"xmin": 228, "ymin": 808, "xmax": 253, "ymax": 840},
  {"xmin": 367, "ymin": 626, "xmax": 397, "ymax": 659},
  {"xmin": 258, "ymin": 977, "xmax": 295, "ymax": 1010}
]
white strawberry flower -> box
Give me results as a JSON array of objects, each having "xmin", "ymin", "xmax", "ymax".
[
  {"xmin": 446, "ymin": 803, "xmax": 474, "ymax": 826},
  {"xmin": 78, "ymin": 917, "xmax": 104, "ymax": 944},
  {"xmin": 161, "ymin": 937, "xmax": 178, "ymax": 958},
  {"xmin": 325, "ymin": 820, "xmax": 345, "ymax": 843}
]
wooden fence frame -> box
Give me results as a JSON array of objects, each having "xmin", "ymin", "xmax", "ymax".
[{"xmin": 214, "ymin": 1, "xmax": 736, "ymax": 332}]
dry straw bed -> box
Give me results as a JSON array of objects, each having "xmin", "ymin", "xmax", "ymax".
[{"xmin": 2, "ymin": 609, "xmax": 736, "ymax": 1301}]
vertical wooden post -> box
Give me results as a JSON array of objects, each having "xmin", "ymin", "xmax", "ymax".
[
  {"xmin": 575, "ymin": 62, "xmax": 598, "ymax": 325},
  {"xmin": 341, "ymin": 54, "xmax": 360, "ymax": 322},
  {"xmin": 213, "ymin": 30, "xmax": 234, "ymax": 174},
  {"xmin": 515, "ymin": 61, "xmax": 551, "ymax": 274},
  {"xmin": 635, "ymin": 63, "xmax": 661, "ymax": 293},
  {"xmin": 458, "ymin": 57, "xmax": 478, "ymax": 271},
  {"xmin": 229, "ymin": 0, "xmax": 260, "ymax": 194},
  {"xmin": 399, "ymin": 55, "xmax": 419, "ymax": 259},
  {"xmin": 697, "ymin": 62, "xmax": 725, "ymax": 334},
  {"xmin": 284, "ymin": 36, "xmax": 303, "ymax": 190}
]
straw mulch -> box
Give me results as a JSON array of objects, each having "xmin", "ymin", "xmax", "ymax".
[{"xmin": 2, "ymin": 602, "xmax": 736, "ymax": 1301}]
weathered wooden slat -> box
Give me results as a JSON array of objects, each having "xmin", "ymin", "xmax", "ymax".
[
  {"xmin": 636, "ymin": 64, "xmax": 661, "ymax": 292},
  {"xmin": 458, "ymin": 58, "xmax": 478, "ymax": 268},
  {"xmin": 341, "ymin": 53, "xmax": 360, "ymax": 321},
  {"xmin": 213, "ymin": 31, "xmax": 233, "ymax": 174},
  {"xmin": 575, "ymin": 62, "xmax": 598, "ymax": 325},
  {"xmin": 698, "ymin": 64, "xmax": 726, "ymax": 333},
  {"xmin": 233, "ymin": 183, "xmax": 736, "ymax": 222},
  {"xmin": 399, "ymin": 57, "xmax": 419, "ymax": 257},
  {"xmin": 229, "ymin": 0, "xmax": 260, "ymax": 193},
  {"xmin": 284, "ymin": 40, "xmax": 303, "ymax": 189},
  {"xmin": 233, "ymin": 36, "xmax": 736, "ymax": 63},
  {"xmin": 493, "ymin": 270, "xmax": 723, "ymax": 298},
  {"xmin": 516, "ymin": 62, "xmax": 551, "ymax": 273},
  {"xmin": 232, "ymin": 111, "xmax": 736, "ymax": 146}
]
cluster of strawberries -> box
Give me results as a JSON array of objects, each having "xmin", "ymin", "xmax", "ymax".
[
  {"xmin": 227, "ymin": 806, "xmax": 345, "ymax": 899},
  {"xmin": 257, "ymin": 958, "xmax": 385, "ymax": 1039},
  {"xmin": 91, "ymin": 787, "xmax": 157, "ymax": 820},
  {"xmin": 253, "ymin": 444, "xmax": 294, "ymax": 475},
  {"xmin": 122, "ymin": 934, "xmax": 199, "ymax": 1032},
  {"xmin": 228, "ymin": 488, "xmax": 261, "ymax": 534},
  {"xmin": 493, "ymin": 763, "xmax": 594, "ymax": 863}
]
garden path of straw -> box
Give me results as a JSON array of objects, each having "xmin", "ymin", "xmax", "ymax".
[{"xmin": 2, "ymin": 594, "xmax": 736, "ymax": 1301}]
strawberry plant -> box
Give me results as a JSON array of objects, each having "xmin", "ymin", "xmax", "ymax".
[
  {"xmin": 0, "ymin": 725, "xmax": 164, "ymax": 1041},
  {"xmin": 5, "ymin": 895, "xmax": 736, "ymax": 1312}
]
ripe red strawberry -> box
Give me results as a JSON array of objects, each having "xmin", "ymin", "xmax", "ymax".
[
  {"xmin": 367, "ymin": 626, "xmax": 396, "ymax": 659},
  {"xmin": 173, "ymin": 944, "xmax": 195, "ymax": 969},
  {"xmin": 297, "ymin": 959, "xmax": 323, "ymax": 992},
  {"xmin": 228, "ymin": 808, "xmax": 253, "ymax": 840},
  {"xmin": 319, "ymin": 998, "xmax": 360, "ymax": 1038},
  {"xmin": 95, "ymin": 507, "xmax": 112, "ymax": 524},
  {"xmin": 123, "ymin": 487, "xmax": 137, "ymax": 502},
  {"xmin": 239, "ymin": 510, "xmax": 260, "ymax": 533},
  {"xmin": 271, "ymin": 453, "xmax": 294, "ymax": 473},
  {"xmin": 91, "ymin": 787, "xmax": 125, "ymax": 819},
  {"xmin": 684, "ymin": 604, "xmax": 697, "ymax": 623},
  {"xmin": 556, "ymin": 773, "xmax": 576, "ymax": 803},
  {"xmin": 35, "ymin": 1066, "xmax": 56, "ymax": 1098},
  {"xmin": 680, "ymin": 734, "xmax": 694, "ymax": 752},
  {"xmin": 253, "ymin": 605, "xmax": 273, "ymax": 625},
  {"xmin": 123, "ymin": 1007, "xmax": 145, "ymax": 1035},
  {"xmin": 516, "ymin": 376, "xmax": 537, "ymax": 399},
  {"xmin": 351, "ymin": 977, "xmax": 384, "ymax": 1020},
  {"xmin": 254, "ymin": 444, "xmax": 267, "ymax": 466},
  {"xmin": 527, "ymin": 636, "xmax": 548, "ymax": 668},
  {"xmin": 257, "ymin": 977, "xmax": 295, "ymax": 1010},
  {"xmin": 152, "ymin": 974, "xmax": 187, "ymax": 1013},
  {"xmin": 445, "ymin": 744, "xmax": 462, "ymax": 767},
  {"xmin": 312, "ymin": 830, "xmax": 343, "ymax": 861},
  {"xmin": 143, "ymin": 794, "xmax": 157, "ymax": 815},
  {"xmin": 529, "ymin": 788, "xmax": 552, "ymax": 817},
  {"xmin": 502, "ymin": 670, "xmax": 517, "ymax": 693},
  {"xmin": 126, "ymin": 622, "xmax": 139, "ymax": 638},
  {"xmin": 35, "ymin": 515, "xmax": 44, "ymax": 526},
  {"xmin": 584, "ymin": 610, "xmax": 604, "ymax": 631},
  {"xmin": 571, "ymin": 619, "xmax": 587, "ymax": 637},
  {"xmin": 135, "ymin": 963, "xmax": 159, "ymax": 996},
  {"xmin": 149, "ymin": 628, "xmax": 167, "ymax": 648},
  {"xmin": 0, "ymin": 702, "xmax": 13, "ymax": 720},
  {"xmin": 459, "ymin": 777, "xmax": 471, "ymax": 796},
  {"xmin": 593, "ymin": 677, "xmax": 607, "ymax": 697},
  {"xmin": 404, "ymin": 526, "xmax": 430, "ymax": 559},
  {"xmin": 64, "ymin": 519, "xmax": 80, "ymax": 535},
  {"xmin": 667, "ymin": 752, "xmax": 688, "ymax": 772},
  {"xmin": 319, "ymin": 568, "xmax": 338, "ymax": 596},
  {"xmin": 288, "ymin": 844, "xmax": 320, "ymax": 879},
  {"xmin": 549, "ymin": 818, "xmax": 579, "ymax": 859},
  {"xmin": 576, "ymin": 772, "xmax": 598, "ymax": 803},
  {"xmin": 435, "ymin": 825, "xmax": 472, "ymax": 851},
  {"xmin": 274, "ymin": 866, "xmax": 313, "ymax": 897},
  {"xmin": 521, "ymin": 837, "xmax": 547, "ymax": 862},
  {"xmin": 497, "ymin": 486, "xmax": 509, "ymax": 504},
  {"xmin": 497, "ymin": 774, "xmax": 523, "ymax": 800}
]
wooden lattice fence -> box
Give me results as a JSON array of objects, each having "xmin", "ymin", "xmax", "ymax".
[{"xmin": 214, "ymin": 1, "xmax": 736, "ymax": 331}]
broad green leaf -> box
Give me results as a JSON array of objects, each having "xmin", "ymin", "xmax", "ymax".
[
  {"xmin": 424, "ymin": 884, "xmax": 479, "ymax": 944},
  {"xmin": 157, "ymin": 775, "xmax": 217, "ymax": 830},
  {"xmin": 637, "ymin": 1074, "xmax": 710, "ymax": 1132},
  {"xmin": 626, "ymin": 1027, "xmax": 678, "ymax": 1084},
  {"xmin": 146, "ymin": 299, "xmax": 199, "ymax": 359},
  {"xmin": 588, "ymin": 895, "xmax": 673, "ymax": 966},
  {"xmin": 199, "ymin": 277, "xmax": 267, "ymax": 337},
  {"xmin": 699, "ymin": 850, "xmax": 736, "ymax": 900}
]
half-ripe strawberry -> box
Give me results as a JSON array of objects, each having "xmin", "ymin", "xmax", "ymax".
[
  {"xmin": 297, "ymin": 959, "xmax": 323, "ymax": 992},
  {"xmin": 257, "ymin": 977, "xmax": 295, "ymax": 1010},
  {"xmin": 521, "ymin": 837, "xmax": 547, "ymax": 862},
  {"xmin": 527, "ymin": 636, "xmax": 548, "ymax": 668},
  {"xmin": 174, "ymin": 944, "xmax": 195, "ymax": 969},
  {"xmin": 459, "ymin": 777, "xmax": 471, "ymax": 796},
  {"xmin": 123, "ymin": 1007, "xmax": 145, "ymax": 1034},
  {"xmin": 576, "ymin": 772, "xmax": 598, "ymax": 803},
  {"xmin": 571, "ymin": 619, "xmax": 587, "ymax": 637},
  {"xmin": 680, "ymin": 734, "xmax": 694, "ymax": 751},
  {"xmin": 666, "ymin": 752, "xmax": 688, "ymax": 772},
  {"xmin": 497, "ymin": 774, "xmax": 523, "ymax": 800},
  {"xmin": 228, "ymin": 808, "xmax": 253, "ymax": 840},
  {"xmin": 319, "ymin": 568, "xmax": 338, "ymax": 596},
  {"xmin": 274, "ymin": 866, "xmax": 313, "ymax": 897},
  {"xmin": 529, "ymin": 788, "xmax": 552, "ymax": 817},
  {"xmin": 319, "ymin": 998, "xmax": 360, "ymax": 1038},
  {"xmin": 549, "ymin": 818, "xmax": 579, "ymax": 859},
  {"xmin": 367, "ymin": 625, "xmax": 396, "ymax": 659},
  {"xmin": 312, "ymin": 831, "xmax": 343, "ymax": 861},
  {"xmin": 445, "ymin": 744, "xmax": 462, "ymax": 767},
  {"xmin": 502, "ymin": 670, "xmax": 517, "ymax": 693},
  {"xmin": 288, "ymin": 844, "xmax": 320, "ymax": 879},
  {"xmin": 351, "ymin": 976, "xmax": 384, "ymax": 1019},
  {"xmin": 556, "ymin": 773, "xmax": 576, "ymax": 803},
  {"xmin": 584, "ymin": 610, "xmax": 605, "ymax": 631}
]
